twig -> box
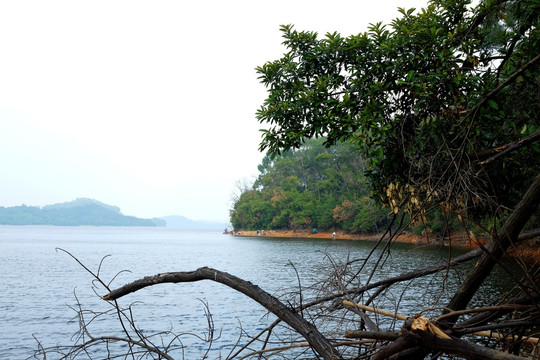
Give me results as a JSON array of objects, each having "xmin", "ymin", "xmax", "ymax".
[
  {"xmin": 436, "ymin": 304, "xmax": 535, "ymax": 322},
  {"xmin": 343, "ymin": 300, "xmax": 408, "ymax": 321}
]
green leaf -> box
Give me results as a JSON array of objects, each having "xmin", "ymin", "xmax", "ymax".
[{"xmin": 487, "ymin": 99, "xmax": 498, "ymax": 110}]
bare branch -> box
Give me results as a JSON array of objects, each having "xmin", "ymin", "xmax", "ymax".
[
  {"xmin": 476, "ymin": 129, "xmax": 540, "ymax": 165},
  {"xmin": 104, "ymin": 266, "xmax": 342, "ymax": 360},
  {"xmin": 473, "ymin": 52, "xmax": 540, "ymax": 117}
]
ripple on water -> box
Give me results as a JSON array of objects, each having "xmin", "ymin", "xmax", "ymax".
[{"xmin": 0, "ymin": 227, "xmax": 517, "ymax": 359}]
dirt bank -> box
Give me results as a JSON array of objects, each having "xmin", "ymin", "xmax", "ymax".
[
  {"xmin": 232, "ymin": 229, "xmax": 481, "ymax": 246},
  {"xmin": 231, "ymin": 229, "xmax": 539, "ymax": 263}
]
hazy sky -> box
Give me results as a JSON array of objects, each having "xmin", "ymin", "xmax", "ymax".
[{"xmin": 0, "ymin": 0, "xmax": 428, "ymax": 222}]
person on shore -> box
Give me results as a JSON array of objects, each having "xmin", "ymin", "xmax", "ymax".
[{"xmin": 332, "ymin": 232, "xmax": 336, "ymax": 239}]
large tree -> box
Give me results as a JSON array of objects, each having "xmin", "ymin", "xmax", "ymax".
[
  {"xmin": 257, "ymin": 0, "xmax": 540, "ymax": 220},
  {"xmin": 255, "ymin": 0, "xmax": 540, "ymax": 357}
]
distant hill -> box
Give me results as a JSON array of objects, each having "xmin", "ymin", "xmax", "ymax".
[
  {"xmin": 0, "ymin": 198, "xmax": 165, "ymax": 226},
  {"xmin": 44, "ymin": 198, "xmax": 121, "ymax": 213},
  {"xmin": 159, "ymin": 215, "xmax": 230, "ymax": 230}
]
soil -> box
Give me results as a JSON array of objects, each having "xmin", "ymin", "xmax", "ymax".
[{"xmin": 230, "ymin": 229, "xmax": 540, "ymax": 263}]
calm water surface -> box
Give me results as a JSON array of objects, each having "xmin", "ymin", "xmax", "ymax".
[{"xmin": 0, "ymin": 226, "xmax": 511, "ymax": 359}]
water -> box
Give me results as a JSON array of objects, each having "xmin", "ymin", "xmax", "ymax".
[{"xmin": 0, "ymin": 226, "xmax": 515, "ymax": 359}]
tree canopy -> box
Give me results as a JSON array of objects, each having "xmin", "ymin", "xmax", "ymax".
[
  {"xmin": 252, "ymin": 0, "xmax": 540, "ymax": 357},
  {"xmin": 256, "ymin": 0, "xmax": 540, "ymax": 224}
]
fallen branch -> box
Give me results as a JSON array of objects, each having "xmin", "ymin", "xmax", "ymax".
[
  {"xmin": 346, "ymin": 323, "xmax": 526, "ymax": 359},
  {"xmin": 343, "ymin": 301, "xmax": 536, "ymax": 359},
  {"xmin": 238, "ymin": 339, "xmax": 374, "ymax": 360},
  {"xmin": 299, "ymin": 247, "xmax": 483, "ymax": 312},
  {"xmin": 345, "ymin": 330, "xmax": 401, "ymax": 341},
  {"xmin": 516, "ymin": 227, "xmax": 540, "ymax": 242},
  {"xmin": 457, "ymin": 287, "xmax": 540, "ymax": 332},
  {"xmin": 104, "ymin": 267, "xmax": 342, "ymax": 360},
  {"xmin": 406, "ymin": 329, "xmax": 524, "ymax": 360}
]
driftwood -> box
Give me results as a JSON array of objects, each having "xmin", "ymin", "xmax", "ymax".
[
  {"xmin": 104, "ymin": 267, "xmax": 342, "ymax": 360},
  {"xmin": 346, "ymin": 328, "xmax": 526, "ymax": 360},
  {"xmin": 386, "ymin": 329, "xmax": 525, "ymax": 360}
]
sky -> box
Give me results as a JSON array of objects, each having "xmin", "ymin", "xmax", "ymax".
[{"xmin": 0, "ymin": 0, "xmax": 428, "ymax": 222}]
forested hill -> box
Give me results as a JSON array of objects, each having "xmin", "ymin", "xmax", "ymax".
[
  {"xmin": 230, "ymin": 138, "xmax": 390, "ymax": 232},
  {"xmin": 0, "ymin": 198, "xmax": 165, "ymax": 226}
]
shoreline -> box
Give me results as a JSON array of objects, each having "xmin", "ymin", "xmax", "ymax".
[
  {"xmin": 231, "ymin": 229, "xmax": 540, "ymax": 262},
  {"xmin": 232, "ymin": 229, "xmax": 481, "ymax": 247}
]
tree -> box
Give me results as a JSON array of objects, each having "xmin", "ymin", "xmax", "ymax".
[
  {"xmin": 256, "ymin": 1, "xmax": 540, "ymax": 220},
  {"xmin": 254, "ymin": 0, "xmax": 540, "ymax": 357}
]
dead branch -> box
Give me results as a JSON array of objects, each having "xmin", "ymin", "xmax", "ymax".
[
  {"xmin": 400, "ymin": 328, "xmax": 524, "ymax": 360},
  {"xmin": 103, "ymin": 266, "xmax": 342, "ymax": 360},
  {"xmin": 295, "ymin": 247, "xmax": 483, "ymax": 313},
  {"xmin": 347, "ymin": 325, "xmax": 526, "ymax": 360},
  {"xmin": 457, "ymin": 319, "xmax": 539, "ymax": 336},
  {"xmin": 227, "ymin": 318, "xmax": 281, "ymax": 359},
  {"xmin": 238, "ymin": 339, "xmax": 375, "ymax": 360},
  {"xmin": 457, "ymin": 288, "xmax": 540, "ymax": 332},
  {"xmin": 345, "ymin": 330, "xmax": 401, "ymax": 341},
  {"xmin": 343, "ymin": 301, "xmax": 451, "ymax": 339},
  {"xmin": 516, "ymin": 227, "xmax": 540, "ymax": 241},
  {"xmin": 343, "ymin": 301, "xmax": 408, "ymax": 320},
  {"xmin": 472, "ymin": 330, "xmax": 539, "ymax": 345},
  {"xmin": 343, "ymin": 300, "xmax": 539, "ymax": 359},
  {"xmin": 436, "ymin": 304, "xmax": 536, "ymax": 322}
]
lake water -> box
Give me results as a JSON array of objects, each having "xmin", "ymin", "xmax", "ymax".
[{"xmin": 0, "ymin": 226, "xmax": 512, "ymax": 359}]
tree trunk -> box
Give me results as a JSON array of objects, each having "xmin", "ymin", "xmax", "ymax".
[{"xmin": 445, "ymin": 174, "xmax": 540, "ymax": 322}]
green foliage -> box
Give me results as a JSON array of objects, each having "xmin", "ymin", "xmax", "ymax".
[
  {"xmin": 353, "ymin": 197, "xmax": 391, "ymax": 233},
  {"xmin": 230, "ymin": 139, "xmax": 389, "ymax": 231},
  {"xmin": 256, "ymin": 0, "xmax": 540, "ymax": 226}
]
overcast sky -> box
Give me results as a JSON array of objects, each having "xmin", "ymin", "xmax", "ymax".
[{"xmin": 0, "ymin": 0, "xmax": 428, "ymax": 222}]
